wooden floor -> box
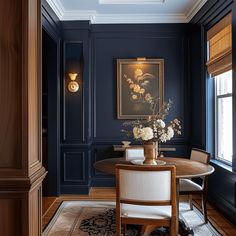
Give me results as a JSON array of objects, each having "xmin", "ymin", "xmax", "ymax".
[{"xmin": 43, "ymin": 188, "xmax": 236, "ymax": 235}]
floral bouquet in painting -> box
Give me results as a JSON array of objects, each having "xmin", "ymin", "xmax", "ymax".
[{"xmin": 124, "ymin": 68, "xmax": 156, "ymax": 105}]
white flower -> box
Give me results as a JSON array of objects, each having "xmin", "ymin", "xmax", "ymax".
[
  {"xmin": 157, "ymin": 119, "xmax": 165, "ymax": 128},
  {"xmin": 133, "ymin": 127, "xmax": 143, "ymax": 139},
  {"xmin": 159, "ymin": 133, "xmax": 168, "ymax": 142},
  {"xmin": 158, "ymin": 127, "xmax": 174, "ymax": 143},
  {"xmin": 167, "ymin": 126, "xmax": 174, "ymax": 139},
  {"xmin": 141, "ymin": 127, "xmax": 153, "ymax": 141}
]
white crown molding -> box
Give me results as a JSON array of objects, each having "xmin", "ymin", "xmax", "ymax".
[
  {"xmin": 186, "ymin": 0, "xmax": 208, "ymax": 22},
  {"xmin": 46, "ymin": 0, "xmax": 64, "ymax": 20},
  {"xmin": 91, "ymin": 14, "xmax": 187, "ymax": 24},
  {"xmin": 63, "ymin": 10, "xmax": 97, "ymax": 21},
  {"xmin": 61, "ymin": 11, "xmax": 187, "ymax": 23},
  {"xmin": 99, "ymin": 0, "xmax": 165, "ymax": 5},
  {"xmin": 47, "ymin": 0, "xmax": 206, "ymax": 24}
]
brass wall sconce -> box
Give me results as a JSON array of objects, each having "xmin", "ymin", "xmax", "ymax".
[{"xmin": 68, "ymin": 73, "xmax": 79, "ymax": 93}]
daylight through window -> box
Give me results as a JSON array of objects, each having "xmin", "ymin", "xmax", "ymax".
[{"xmin": 214, "ymin": 70, "xmax": 232, "ymax": 164}]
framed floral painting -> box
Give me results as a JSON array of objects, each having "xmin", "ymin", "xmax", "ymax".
[{"xmin": 117, "ymin": 58, "xmax": 164, "ymax": 119}]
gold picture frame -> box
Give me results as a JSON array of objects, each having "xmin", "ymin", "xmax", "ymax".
[{"xmin": 117, "ymin": 58, "xmax": 164, "ymax": 119}]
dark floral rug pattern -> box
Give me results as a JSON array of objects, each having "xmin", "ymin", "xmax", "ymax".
[
  {"xmin": 43, "ymin": 201, "xmax": 221, "ymax": 236},
  {"xmin": 79, "ymin": 208, "xmax": 170, "ymax": 236},
  {"xmin": 79, "ymin": 209, "xmax": 117, "ymax": 236}
]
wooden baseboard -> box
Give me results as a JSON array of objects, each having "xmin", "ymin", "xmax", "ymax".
[
  {"xmin": 43, "ymin": 197, "xmax": 57, "ymax": 217},
  {"xmin": 59, "ymin": 187, "xmax": 116, "ymax": 201}
]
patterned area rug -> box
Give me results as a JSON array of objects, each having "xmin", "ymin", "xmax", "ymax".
[{"xmin": 43, "ymin": 201, "xmax": 221, "ymax": 236}]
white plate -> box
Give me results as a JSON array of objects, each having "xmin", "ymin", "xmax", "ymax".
[{"xmin": 131, "ymin": 159, "xmax": 166, "ymax": 166}]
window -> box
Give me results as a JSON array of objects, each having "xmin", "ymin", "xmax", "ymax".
[
  {"xmin": 206, "ymin": 12, "xmax": 233, "ymax": 165},
  {"xmin": 214, "ymin": 70, "xmax": 232, "ymax": 164}
]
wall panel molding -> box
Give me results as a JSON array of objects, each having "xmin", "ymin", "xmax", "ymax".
[
  {"xmin": 62, "ymin": 41, "xmax": 86, "ymax": 143},
  {"xmin": 60, "ymin": 149, "xmax": 91, "ymax": 194},
  {"xmin": 63, "ymin": 151, "xmax": 86, "ymax": 182}
]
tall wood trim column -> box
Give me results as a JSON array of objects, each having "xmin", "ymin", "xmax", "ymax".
[{"xmin": 0, "ymin": 0, "xmax": 46, "ymax": 235}]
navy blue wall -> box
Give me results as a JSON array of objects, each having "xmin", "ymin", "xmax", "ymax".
[{"xmin": 60, "ymin": 22, "xmax": 191, "ymax": 191}]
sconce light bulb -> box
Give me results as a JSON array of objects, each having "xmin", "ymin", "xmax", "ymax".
[{"xmin": 68, "ymin": 73, "xmax": 78, "ymax": 81}]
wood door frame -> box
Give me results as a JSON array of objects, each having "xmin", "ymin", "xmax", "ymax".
[{"xmin": 0, "ymin": 0, "xmax": 47, "ymax": 235}]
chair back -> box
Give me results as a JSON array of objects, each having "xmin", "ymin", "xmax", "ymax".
[
  {"xmin": 116, "ymin": 164, "xmax": 176, "ymax": 205},
  {"xmin": 125, "ymin": 147, "xmax": 144, "ymax": 161},
  {"xmin": 190, "ymin": 148, "xmax": 210, "ymax": 164}
]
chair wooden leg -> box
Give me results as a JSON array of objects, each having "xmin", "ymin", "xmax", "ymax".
[
  {"xmin": 116, "ymin": 222, "xmax": 121, "ymax": 236},
  {"xmin": 189, "ymin": 195, "xmax": 193, "ymax": 210},
  {"xmin": 116, "ymin": 214, "xmax": 121, "ymax": 235},
  {"xmin": 202, "ymin": 193, "xmax": 208, "ymax": 223},
  {"xmin": 116, "ymin": 222, "xmax": 121, "ymax": 235},
  {"xmin": 171, "ymin": 217, "xmax": 178, "ymax": 236}
]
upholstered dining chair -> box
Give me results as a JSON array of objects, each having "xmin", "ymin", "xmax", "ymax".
[
  {"xmin": 179, "ymin": 148, "xmax": 210, "ymax": 223},
  {"xmin": 115, "ymin": 164, "xmax": 177, "ymax": 236},
  {"xmin": 125, "ymin": 147, "xmax": 144, "ymax": 161}
]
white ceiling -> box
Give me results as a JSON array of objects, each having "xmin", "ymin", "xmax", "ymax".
[{"xmin": 46, "ymin": 0, "xmax": 207, "ymax": 24}]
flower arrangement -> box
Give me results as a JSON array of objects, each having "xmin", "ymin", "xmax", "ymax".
[{"xmin": 122, "ymin": 100, "xmax": 181, "ymax": 143}]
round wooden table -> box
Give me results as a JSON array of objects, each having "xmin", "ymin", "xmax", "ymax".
[{"xmin": 94, "ymin": 157, "xmax": 215, "ymax": 178}]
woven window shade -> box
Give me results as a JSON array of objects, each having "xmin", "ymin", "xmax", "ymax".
[{"xmin": 206, "ymin": 13, "xmax": 232, "ymax": 77}]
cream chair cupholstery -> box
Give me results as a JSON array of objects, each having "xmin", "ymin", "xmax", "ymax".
[
  {"xmin": 125, "ymin": 147, "xmax": 144, "ymax": 161},
  {"xmin": 116, "ymin": 164, "xmax": 177, "ymax": 236}
]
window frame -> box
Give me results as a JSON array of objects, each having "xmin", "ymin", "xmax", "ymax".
[{"xmin": 214, "ymin": 71, "xmax": 233, "ymax": 165}]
